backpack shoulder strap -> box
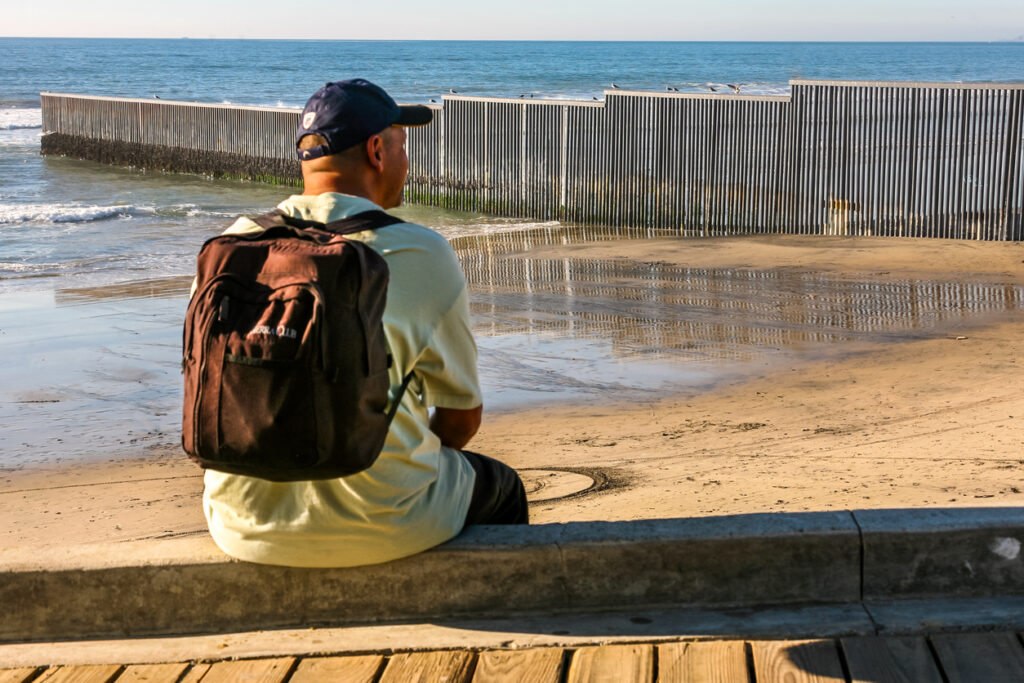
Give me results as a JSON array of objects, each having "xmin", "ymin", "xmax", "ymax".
[
  {"xmin": 245, "ymin": 208, "xmax": 404, "ymax": 237},
  {"xmin": 239, "ymin": 209, "xmax": 318, "ymax": 240},
  {"xmin": 250, "ymin": 208, "xmax": 329, "ymax": 231},
  {"xmin": 322, "ymin": 210, "xmax": 405, "ymax": 235}
]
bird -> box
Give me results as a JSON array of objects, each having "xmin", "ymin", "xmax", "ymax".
[
  {"xmin": 592, "ymin": 96, "xmax": 599, "ymax": 100},
  {"xmin": 153, "ymin": 94, "xmax": 160, "ymax": 99},
  {"xmin": 666, "ymin": 85, "xmax": 679, "ymax": 92},
  {"xmin": 518, "ymin": 94, "xmax": 525, "ymax": 98},
  {"xmin": 610, "ymin": 83, "xmax": 620, "ymax": 89},
  {"xmin": 448, "ymin": 88, "xmax": 458, "ymax": 94},
  {"xmin": 708, "ymin": 86, "xmax": 717, "ymax": 92},
  {"xmin": 727, "ymin": 83, "xmax": 741, "ymax": 94},
  {"xmin": 429, "ymin": 99, "xmax": 436, "ymax": 103}
]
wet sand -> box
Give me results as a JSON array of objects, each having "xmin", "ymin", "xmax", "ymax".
[{"xmin": 2, "ymin": 234, "xmax": 1023, "ymax": 548}]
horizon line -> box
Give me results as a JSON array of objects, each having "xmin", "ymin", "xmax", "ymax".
[{"xmin": 2, "ymin": 36, "xmax": 1023, "ymax": 43}]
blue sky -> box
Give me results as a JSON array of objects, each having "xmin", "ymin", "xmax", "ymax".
[{"xmin": 4, "ymin": 0, "xmax": 1023, "ymax": 41}]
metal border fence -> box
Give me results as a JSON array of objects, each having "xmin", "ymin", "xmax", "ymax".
[{"xmin": 41, "ymin": 80, "xmax": 1024, "ymax": 240}]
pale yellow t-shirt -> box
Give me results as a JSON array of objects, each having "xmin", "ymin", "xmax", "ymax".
[{"xmin": 202, "ymin": 193, "xmax": 480, "ymax": 567}]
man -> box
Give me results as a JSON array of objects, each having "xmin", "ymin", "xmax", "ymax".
[{"xmin": 202, "ymin": 79, "xmax": 527, "ymax": 568}]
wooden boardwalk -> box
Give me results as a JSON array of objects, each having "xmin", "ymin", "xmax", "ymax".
[{"xmin": 6, "ymin": 631, "xmax": 1024, "ymax": 682}]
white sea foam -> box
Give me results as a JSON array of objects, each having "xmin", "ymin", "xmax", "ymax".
[
  {"xmin": 216, "ymin": 98, "xmax": 295, "ymax": 109},
  {"xmin": 0, "ymin": 108, "xmax": 42, "ymax": 131},
  {"xmin": 0, "ymin": 202, "xmax": 239, "ymax": 225},
  {"xmin": 0, "ymin": 261, "xmax": 44, "ymax": 273},
  {"xmin": 158, "ymin": 203, "xmax": 241, "ymax": 218},
  {"xmin": 0, "ymin": 203, "xmax": 137, "ymax": 224},
  {"xmin": 666, "ymin": 82, "xmax": 792, "ymax": 97},
  {"xmin": 437, "ymin": 220, "xmax": 563, "ymax": 240}
]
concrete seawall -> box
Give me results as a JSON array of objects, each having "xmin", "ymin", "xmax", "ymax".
[{"xmin": 3, "ymin": 507, "xmax": 1022, "ymax": 643}]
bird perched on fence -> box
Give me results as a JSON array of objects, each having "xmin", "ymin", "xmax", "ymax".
[
  {"xmin": 610, "ymin": 83, "xmax": 620, "ymax": 89},
  {"xmin": 707, "ymin": 85, "xmax": 717, "ymax": 92},
  {"xmin": 449, "ymin": 88, "xmax": 459, "ymax": 94}
]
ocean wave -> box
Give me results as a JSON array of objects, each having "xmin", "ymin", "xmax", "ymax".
[
  {"xmin": 0, "ymin": 108, "xmax": 42, "ymax": 131},
  {"xmin": 452, "ymin": 83, "xmax": 793, "ymax": 101},
  {"xmin": 0, "ymin": 202, "xmax": 244, "ymax": 225},
  {"xmin": 437, "ymin": 220, "xmax": 563, "ymax": 240},
  {"xmin": 0, "ymin": 203, "xmax": 139, "ymax": 224},
  {"xmin": 666, "ymin": 82, "xmax": 792, "ymax": 97},
  {"xmin": 219, "ymin": 98, "xmax": 300, "ymax": 109},
  {"xmin": 0, "ymin": 251, "xmax": 195, "ymax": 293},
  {"xmin": 157, "ymin": 203, "xmax": 242, "ymax": 218}
]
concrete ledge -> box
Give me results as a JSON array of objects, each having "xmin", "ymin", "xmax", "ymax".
[
  {"xmin": 1, "ymin": 508, "xmax": 1021, "ymax": 643},
  {"xmin": 555, "ymin": 514, "xmax": 859, "ymax": 608},
  {"xmin": 1, "ymin": 511, "xmax": 857, "ymax": 643},
  {"xmin": 856, "ymin": 507, "xmax": 1024, "ymax": 599}
]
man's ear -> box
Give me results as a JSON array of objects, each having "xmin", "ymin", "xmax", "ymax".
[{"xmin": 365, "ymin": 134, "xmax": 385, "ymax": 173}]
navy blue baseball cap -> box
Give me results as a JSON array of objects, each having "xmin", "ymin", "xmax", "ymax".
[{"xmin": 296, "ymin": 79, "xmax": 433, "ymax": 160}]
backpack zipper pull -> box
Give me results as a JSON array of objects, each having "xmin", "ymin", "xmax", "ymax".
[{"xmin": 218, "ymin": 296, "xmax": 230, "ymax": 322}]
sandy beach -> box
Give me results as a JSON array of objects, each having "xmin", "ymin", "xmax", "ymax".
[{"xmin": 2, "ymin": 234, "xmax": 1022, "ymax": 549}]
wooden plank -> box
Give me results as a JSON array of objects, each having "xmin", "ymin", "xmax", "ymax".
[
  {"xmin": 656, "ymin": 640, "xmax": 747, "ymax": 682},
  {"xmin": 0, "ymin": 670, "xmax": 42, "ymax": 683},
  {"xmin": 751, "ymin": 640, "xmax": 845, "ymax": 683},
  {"xmin": 379, "ymin": 651, "xmax": 475, "ymax": 683},
  {"xmin": 566, "ymin": 644, "xmax": 654, "ymax": 683},
  {"xmin": 35, "ymin": 665, "xmax": 122, "ymax": 683},
  {"xmin": 841, "ymin": 636, "xmax": 943, "ymax": 683},
  {"xmin": 931, "ymin": 631, "xmax": 1024, "ymax": 682},
  {"xmin": 473, "ymin": 648, "xmax": 563, "ymax": 682},
  {"xmin": 289, "ymin": 655, "xmax": 384, "ymax": 683},
  {"xmin": 198, "ymin": 657, "xmax": 295, "ymax": 683},
  {"xmin": 114, "ymin": 664, "xmax": 190, "ymax": 683},
  {"xmin": 175, "ymin": 664, "xmax": 210, "ymax": 683}
]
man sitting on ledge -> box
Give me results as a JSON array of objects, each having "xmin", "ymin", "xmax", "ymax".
[{"xmin": 202, "ymin": 79, "xmax": 528, "ymax": 568}]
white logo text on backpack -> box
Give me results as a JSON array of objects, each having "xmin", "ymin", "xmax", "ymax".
[{"xmin": 247, "ymin": 324, "xmax": 298, "ymax": 340}]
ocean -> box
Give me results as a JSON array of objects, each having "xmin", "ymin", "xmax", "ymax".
[{"xmin": 1, "ymin": 39, "xmax": 1022, "ymax": 468}]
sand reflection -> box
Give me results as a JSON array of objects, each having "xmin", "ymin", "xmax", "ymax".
[
  {"xmin": 456, "ymin": 225, "xmax": 1024, "ymax": 406},
  {"xmin": 55, "ymin": 276, "xmax": 194, "ymax": 304}
]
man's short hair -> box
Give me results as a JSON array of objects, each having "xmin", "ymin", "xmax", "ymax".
[
  {"xmin": 297, "ymin": 133, "xmax": 327, "ymax": 151},
  {"xmin": 298, "ymin": 133, "xmax": 366, "ymax": 164}
]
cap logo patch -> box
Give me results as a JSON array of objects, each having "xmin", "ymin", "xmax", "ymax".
[{"xmin": 302, "ymin": 112, "xmax": 316, "ymax": 129}]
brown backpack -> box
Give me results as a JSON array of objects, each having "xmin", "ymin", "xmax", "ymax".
[{"xmin": 182, "ymin": 209, "xmax": 412, "ymax": 481}]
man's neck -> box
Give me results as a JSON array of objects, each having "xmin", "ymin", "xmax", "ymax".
[{"xmin": 302, "ymin": 174, "xmax": 377, "ymax": 200}]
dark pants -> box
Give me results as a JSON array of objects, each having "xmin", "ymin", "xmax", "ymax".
[{"xmin": 460, "ymin": 450, "xmax": 529, "ymax": 525}]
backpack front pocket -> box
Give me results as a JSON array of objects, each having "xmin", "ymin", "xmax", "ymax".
[{"xmin": 193, "ymin": 277, "xmax": 326, "ymax": 474}]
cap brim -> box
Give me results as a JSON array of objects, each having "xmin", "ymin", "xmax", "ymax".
[{"xmin": 395, "ymin": 104, "xmax": 433, "ymax": 127}]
